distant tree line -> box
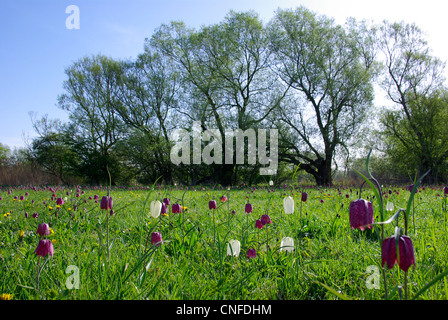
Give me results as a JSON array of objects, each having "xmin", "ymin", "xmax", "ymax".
[{"xmin": 16, "ymin": 6, "xmax": 448, "ymax": 186}]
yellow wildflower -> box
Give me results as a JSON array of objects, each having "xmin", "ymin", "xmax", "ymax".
[{"xmin": 0, "ymin": 293, "xmax": 13, "ymax": 300}]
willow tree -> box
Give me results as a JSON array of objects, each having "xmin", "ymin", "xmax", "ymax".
[
  {"xmin": 377, "ymin": 20, "xmax": 447, "ymax": 182},
  {"xmin": 58, "ymin": 55, "xmax": 128, "ymax": 184},
  {"xmin": 29, "ymin": 115, "xmax": 78, "ymax": 184},
  {"xmin": 150, "ymin": 11, "xmax": 283, "ymax": 184},
  {"xmin": 267, "ymin": 7, "xmax": 376, "ymax": 186},
  {"xmin": 114, "ymin": 50, "xmax": 180, "ymax": 184}
]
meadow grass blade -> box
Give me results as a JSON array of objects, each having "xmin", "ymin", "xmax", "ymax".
[
  {"xmin": 385, "ymin": 284, "xmax": 399, "ymax": 300},
  {"xmin": 412, "ymin": 269, "xmax": 448, "ymax": 300},
  {"xmin": 131, "ymin": 269, "xmax": 168, "ymax": 300},
  {"xmin": 313, "ymin": 280, "xmax": 353, "ymax": 300},
  {"xmin": 405, "ymin": 169, "xmax": 430, "ymax": 235},
  {"xmin": 374, "ymin": 209, "xmax": 404, "ymax": 226},
  {"xmin": 445, "ymin": 276, "xmax": 448, "ymax": 300},
  {"xmin": 120, "ymin": 244, "xmax": 163, "ymax": 294},
  {"xmin": 291, "ymin": 162, "xmax": 301, "ymax": 182}
]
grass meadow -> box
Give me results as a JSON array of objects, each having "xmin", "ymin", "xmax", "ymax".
[{"xmin": 1, "ymin": 181, "xmax": 448, "ymax": 301}]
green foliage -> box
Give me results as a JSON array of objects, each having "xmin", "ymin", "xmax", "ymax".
[
  {"xmin": 0, "ymin": 143, "xmax": 10, "ymax": 167},
  {"xmin": 267, "ymin": 6, "xmax": 376, "ymax": 186},
  {"xmin": 377, "ymin": 20, "xmax": 447, "ymax": 183},
  {"xmin": 24, "ymin": 6, "xmax": 448, "ymax": 186},
  {"xmin": 380, "ymin": 90, "xmax": 448, "ymax": 182},
  {"xmin": 30, "ymin": 131, "xmax": 78, "ymax": 183}
]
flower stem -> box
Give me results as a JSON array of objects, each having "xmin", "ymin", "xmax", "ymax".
[
  {"xmin": 266, "ymin": 226, "xmax": 269, "ymax": 253},
  {"xmin": 213, "ymin": 209, "xmax": 216, "ymax": 245},
  {"xmin": 404, "ymin": 271, "xmax": 408, "ymax": 300},
  {"xmin": 106, "ymin": 165, "xmax": 112, "ymax": 264},
  {"xmin": 106, "ymin": 213, "xmax": 110, "ymax": 262},
  {"xmin": 36, "ymin": 256, "xmax": 41, "ymax": 291}
]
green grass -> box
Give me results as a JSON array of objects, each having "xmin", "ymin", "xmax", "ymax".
[{"xmin": 1, "ymin": 184, "xmax": 447, "ymax": 300}]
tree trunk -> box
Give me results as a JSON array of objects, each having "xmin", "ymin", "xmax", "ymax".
[{"xmin": 315, "ymin": 157, "xmax": 333, "ymax": 186}]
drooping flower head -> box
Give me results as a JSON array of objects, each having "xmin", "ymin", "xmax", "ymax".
[
  {"xmin": 56, "ymin": 197, "xmax": 64, "ymax": 206},
  {"xmin": 220, "ymin": 195, "xmax": 227, "ymax": 202},
  {"xmin": 34, "ymin": 239, "xmax": 54, "ymax": 258},
  {"xmin": 209, "ymin": 200, "xmax": 217, "ymax": 210},
  {"xmin": 382, "ymin": 234, "xmax": 416, "ymax": 272},
  {"xmin": 100, "ymin": 196, "xmax": 113, "ymax": 210},
  {"xmin": 349, "ymin": 198, "xmax": 374, "ymax": 231},
  {"xmin": 247, "ymin": 248, "xmax": 256, "ymax": 259},
  {"xmin": 283, "ymin": 196, "xmax": 294, "ymax": 214},
  {"xmin": 301, "ymin": 192, "xmax": 308, "ymax": 202},
  {"xmin": 245, "ymin": 203, "xmax": 253, "ymax": 214},
  {"xmin": 260, "ymin": 214, "xmax": 272, "ymax": 225},
  {"xmin": 163, "ymin": 198, "xmax": 171, "ymax": 206},
  {"xmin": 161, "ymin": 202, "xmax": 168, "ymax": 215},
  {"xmin": 255, "ymin": 219, "xmax": 264, "ymax": 229},
  {"xmin": 386, "ymin": 201, "xmax": 394, "ymax": 212},
  {"xmin": 227, "ymin": 239, "xmax": 241, "ymax": 257},
  {"xmin": 37, "ymin": 223, "xmax": 50, "ymax": 237},
  {"xmin": 151, "ymin": 232, "xmax": 162, "ymax": 246},
  {"xmin": 280, "ymin": 237, "xmax": 294, "ymax": 252},
  {"xmin": 150, "ymin": 200, "xmax": 162, "ymax": 218},
  {"xmin": 172, "ymin": 203, "xmax": 182, "ymax": 214}
]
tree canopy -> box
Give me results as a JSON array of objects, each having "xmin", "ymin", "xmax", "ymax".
[{"xmin": 24, "ymin": 7, "xmax": 448, "ymax": 186}]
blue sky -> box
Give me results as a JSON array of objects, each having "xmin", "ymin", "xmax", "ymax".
[{"xmin": 1, "ymin": 0, "xmax": 447, "ymax": 150}]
